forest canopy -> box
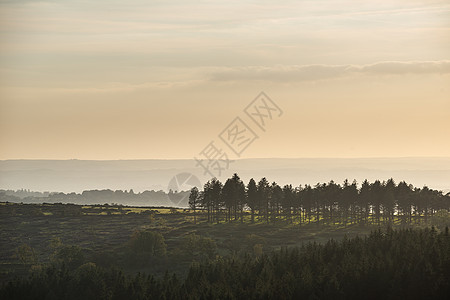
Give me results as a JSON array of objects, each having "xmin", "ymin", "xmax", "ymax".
[{"xmin": 1, "ymin": 227, "xmax": 449, "ymax": 300}]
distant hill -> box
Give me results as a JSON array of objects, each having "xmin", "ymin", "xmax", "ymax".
[
  {"xmin": 1, "ymin": 158, "xmax": 449, "ymax": 195},
  {"xmin": 0, "ymin": 188, "xmax": 187, "ymax": 207}
]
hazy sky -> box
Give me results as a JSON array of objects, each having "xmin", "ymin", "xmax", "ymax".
[{"xmin": 1, "ymin": 0, "xmax": 449, "ymax": 160}]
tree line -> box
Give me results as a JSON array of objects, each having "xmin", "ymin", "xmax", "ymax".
[
  {"xmin": 0, "ymin": 189, "xmax": 185, "ymax": 207},
  {"xmin": 189, "ymin": 174, "xmax": 450, "ymax": 225}
]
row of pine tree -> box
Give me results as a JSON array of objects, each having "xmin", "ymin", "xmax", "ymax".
[{"xmin": 189, "ymin": 174, "xmax": 450, "ymax": 225}]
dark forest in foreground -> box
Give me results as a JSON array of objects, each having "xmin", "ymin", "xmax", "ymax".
[{"xmin": 1, "ymin": 227, "xmax": 449, "ymax": 300}]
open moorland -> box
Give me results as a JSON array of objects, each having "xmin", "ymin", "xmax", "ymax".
[{"xmin": 1, "ymin": 201, "xmax": 449, "ymax": 284}]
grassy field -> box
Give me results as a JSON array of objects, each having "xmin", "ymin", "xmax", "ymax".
[{"xmin": 1, "ymin": 202, "xmax": 448, "ymax": 285}]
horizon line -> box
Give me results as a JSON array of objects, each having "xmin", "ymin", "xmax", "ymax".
[{"xmin": 1, "ymin": 156, "xmax": 450, "ymax": 161}]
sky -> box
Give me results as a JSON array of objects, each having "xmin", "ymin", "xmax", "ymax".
[{"xmin": 0, "ymin": 0, "xmax": 449, "ymax": 160}]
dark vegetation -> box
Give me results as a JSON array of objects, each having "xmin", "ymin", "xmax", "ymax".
[
  {"xmin": 1, "ymin": 228, "xmax": 449, "ymax": 299},
  {"xmin": 1, "ymin": 174, "xmax": 449, "ymax": 299}
]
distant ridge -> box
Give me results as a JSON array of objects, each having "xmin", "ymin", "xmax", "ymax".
[{"xmin": 1, "ymin": 158, "xmax": 449, "ymax": 194}]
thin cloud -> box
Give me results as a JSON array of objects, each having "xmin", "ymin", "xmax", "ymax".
[
  {"xmin": 209, "ymin": 61, "xmax": 450, "ymax": 82},
  {"xmin": 349, "ymin": 61, "xmax": 450, "ymax": 74}
]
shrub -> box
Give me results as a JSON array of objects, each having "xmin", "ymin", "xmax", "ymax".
[
  {"xmin": 183, "ymin": 233, "xmax": 217, "ymax": 261},
  {"xmin": 56, "ymin": 245, "xmax": 85, "ymax": 269},
  {"xmin": 15, "ymin": 244, "xmax": 37, "ymax": 264},
  {"xmin": 129, "ymin": 230, "xmax": 166, "ymax": 257}
]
